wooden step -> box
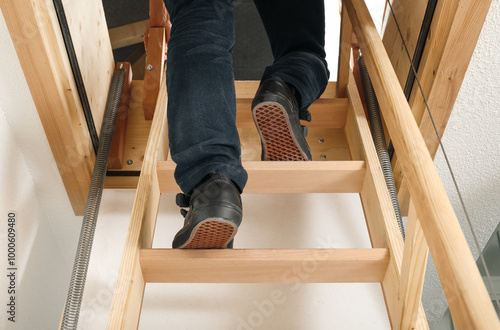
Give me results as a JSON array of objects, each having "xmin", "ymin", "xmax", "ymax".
[
  {"xmin": 157, "ymin": 160, "xmax": 366, "ymax": 193},
  {"xmin": 140, "ymin": 248, "xmax": 389, "ymax": 283}
]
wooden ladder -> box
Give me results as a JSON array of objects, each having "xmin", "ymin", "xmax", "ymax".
[{"xmin": 106, "ymin": 0, "xmax": 500, "ymax": 329}]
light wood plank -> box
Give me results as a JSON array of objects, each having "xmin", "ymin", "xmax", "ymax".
[
  {"xmin": 109, "ymin": 19, "xmax": 149, "ymax": 50},
  {"xmin": 235, "ymin": 81, "xmax": 337, "ymax": 99},
  {"xmin": 62, "ymin": 0, "xmax": 115, "ymax": 135},
  {"xmin": 399, "ymin": 201, "xmax": 429, "ymax": 329},
  {"xmin": 337, "ymin": 4, "xmax": 352, "ymax": 98},
  {"xmin": 344, "ymin": 0, "xmax": 499, "ymax": 328},
  {"xmin": 140, "ymin": 249, "xmax": 390, "ymax": 283},
  {"xmin": 381, "ymin": 0, "xmax": 427, "ymax": 88},
  {"xmin": 157, "ymin": 160, "xmax": 365, "ymax": 194},
  {"xmin": 108, "ymin": 62, "xmax": 133, "ymax": 169},
  {"xmin": 106, "ymin": 71, "xmax": 168, "ymax": 329},
  {"xmin": 236, "ymin": 98, "xmax": 348, "ymax": 128},
  {"xmin": 143, "ymin": 27, "xmax": 165, "ymax": 120},
  {"xmin": 1, "ymin": 0, "xmax": 96, "ymax": 215}
]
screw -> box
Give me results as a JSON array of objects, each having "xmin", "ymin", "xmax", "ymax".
[
  {"xmin": 320, "ymin": 154, "xmax": 327, "ymax": 160},
  {"xmin": 146, "ymin": 64, "xmax": 153, "ymax": 71},
  {"xmin": 126, "ymin": 160, "xmax": 133, "ymax": 165},
  {"xmin": 318, "ymin": 138, "xmax": 324, "ymax": 143}
]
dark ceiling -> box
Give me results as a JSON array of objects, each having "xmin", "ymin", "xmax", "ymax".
[{"xmin": 101, "ymin": 0, "xmax": 273, "ymax": 80}]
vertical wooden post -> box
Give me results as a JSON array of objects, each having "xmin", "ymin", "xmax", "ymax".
[
  {"xmin": 143, "ymin": 28, "xmax": 166, "ymax": 120},
  {"xmin": 337, "ymin": 4, "xmax": 353, "ymax": 98},
  {"xmin": 108, "ymin": 62, "xmax": 133, "ymax": 169},
  {"xmin": 398, "ymin": 201, "xmax": 429, "ymax": 329}
]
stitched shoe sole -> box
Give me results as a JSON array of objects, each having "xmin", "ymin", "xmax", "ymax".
[
  {"xmin": 179, "ymin": 219, "xmax": 237, "ymax": 249},
  {"xmin": 253, "ymin": 101, "xmax": 309, "ymax": 161}
]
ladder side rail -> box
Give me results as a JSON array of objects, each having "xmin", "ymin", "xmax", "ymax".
[
  {"xmin": 337, "ymin": 4, "xmax": 353, "ymax": 98},
  {"xmin": 399, "ymin": 201, "xmax": 429, "ymax": 329},
  {"xmin": 343, "ymin": 0, "xmax": 500, "ymax": 328},
  {"xmin": 345, "ymin": 73, "xmax": 428, "ymax": 329},
  {"xmin": 107, "ymin": 72, "xmax": 168, "ymax": 329}
]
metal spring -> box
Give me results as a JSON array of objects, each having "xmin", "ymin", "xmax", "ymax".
[
  {"xmin": 61, "ymin": 69, "xmax": 125, "ymax": 329},
  {"xmin": 358, "ymin": 55, "xmax": 405, "ymax": 241}
]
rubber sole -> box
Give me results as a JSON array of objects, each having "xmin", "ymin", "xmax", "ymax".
[
  {"xmin": 179, "ymin": 218, "xmax": 237, "ymax": 249},
  {"xmin": 253, "ymin": 101, "xmax": 309, "ymax": 161}
]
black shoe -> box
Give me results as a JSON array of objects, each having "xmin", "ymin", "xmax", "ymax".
[
  {"xmin": 172, "ymin": 174, "xmax": 242, "ymax": 249},
  {"xmin": 252, "ymin": 76, "xmax": 311, "ymax": 161}
]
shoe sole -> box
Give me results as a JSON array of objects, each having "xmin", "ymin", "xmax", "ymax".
[
  {"xmin": 179, "ymin": 218, "xmax": 238, "ymax": 249},
  {"xmin": 252, "ymin": 101, "xmax": 310, "ymax": 161}
]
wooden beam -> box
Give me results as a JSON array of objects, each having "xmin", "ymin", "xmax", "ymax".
[
  {"xmin": 398, "ymin": 202, "xmax": 429, "ymax": 329},
  {"xmin": 1, "ymin": 0, "xmax": 92, "ymax": 215},
  {"xmin": 384, "ymin": 0, "xmax": 493, "ymax": 215},
  {"xmin": 107, "ymin": 72, "xmax": 168, "ymax": 329},
  {"xmin": 108, "ymin": 62, "xmax": 133, "ymax": 169},
  {"xmin": 158, "ymin": 161, "xmax": 366, "ymax": 194},
  {"xmin": 140, "ymin": 248, "xmax": 390, "ymax": 283},
  {"xmin": 109, "ymin": 19, "xmax": 149, "ymax": 50},
  {"xmin": 60, "ymin": 0, "xmax": 115, "ymax": 136},
  {"xmin": 143, "ymin": 27, "xmax": 165, "ymax": 120},
  {"xmin": 337, "ymin": 4, "xmax": 352, "ymax": 98},
  {"xmin": 345, "ymin": 71, "xmax": 426, "ymax": 328},
  {"xmin": 344, "ymin": 0, "xmax": 499, "ymax": 328}
]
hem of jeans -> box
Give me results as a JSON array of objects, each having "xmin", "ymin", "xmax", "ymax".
[{"xmin": 177, "ymin": 161, "xmax": 248, "ymax": 194}]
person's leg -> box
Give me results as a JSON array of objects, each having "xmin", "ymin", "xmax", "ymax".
[
  {"xmin": 253, "ymin": 0, "xmax": 329, "ymax": 119},
  {"xmin": 164, "ymin": 0, "xmax": 245, "ymax": 248},
  {"xmin": 165, "ymin": 0, "xmax": 247, "ymax": 195}
]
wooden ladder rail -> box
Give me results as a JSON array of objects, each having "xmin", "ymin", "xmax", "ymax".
[{"xmin": 342, "ymin": 0, "xmax": 500, "ymax": 328}]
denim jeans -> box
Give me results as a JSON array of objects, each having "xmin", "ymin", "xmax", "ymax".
[{"xmin": 164, "ymin": 0, "xmax": 329, "ymax": 194}]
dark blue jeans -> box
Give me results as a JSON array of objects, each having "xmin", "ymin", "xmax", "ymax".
[{"xmin": 165, "ymin": 0, "xmax": 329, "ymax": 194}]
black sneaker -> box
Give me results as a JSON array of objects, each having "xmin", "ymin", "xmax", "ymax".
[
  {"xmin": 252, "ymin": 76, "xmax": 311, "ymax": 161},
  {"xmin": 172, "ymin": 174, "xmax": 242, "ymax": 249}
]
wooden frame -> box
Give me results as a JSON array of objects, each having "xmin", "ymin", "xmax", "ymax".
[
  {"xmin": 343, "ymin": 0, "xmax": 499, "ymax": 328},
  {"xmin": 1, "ymin": 0, "xmax": 114, "ymax": 215},
  {"xmin": 383, "ymin": 0, "xmax": 493, "ymax": 215}
]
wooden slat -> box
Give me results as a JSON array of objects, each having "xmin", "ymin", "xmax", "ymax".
[
  {"xmin": 344, "ymin": 0, "xmax": 500, "ymax": 328},
  {"xmin": 235, "ymin": 81, "xmax": 337, "ymax": 99},
  {"xmin": 1, "ymin": 0, "xmax": 96, "ymax": 215},
  {"xmin": 143, "ymin": 27, "xmax": 165, "ymax": 120},
  {"xmin": 398, "ymin": 202, "xmax": 429, "ymax": 329},
  {"xmin": 337, "ymin": 4, "xmax": 352, "ymax": 98},
  {"xmin": 140, "ymin": 248, "xmax": 390, "ymax": 283},
  {"xmin": 106, "ymin": 72, "xmax": 168, "ymax": 329},
  {"xmin": 108, "ymin": 62, "xmax": 133, "ymax": 169},
  {"xmin": 157, "ymin": 160, "xmax": 365, "ymax": 194},
  {"xmin": 236, "ymin": 98, "xmax": 348, "ymax": 128},
  {"xmin": 109, "ymin": 19, "xmax": 149, "ymax": 50}
]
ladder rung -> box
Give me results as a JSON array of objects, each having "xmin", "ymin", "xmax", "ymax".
[
  {"xmin": 140, "ymin": 248, "xmax": 389, "ymax": 283},
  {"xmin": 157, "ymin": 161, "xmax": 366, "ymax": 193}
]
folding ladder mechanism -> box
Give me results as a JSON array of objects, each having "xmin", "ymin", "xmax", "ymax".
[{"xmin": 73, "ymin": 0, "xmax": 500, "ymax": 329}]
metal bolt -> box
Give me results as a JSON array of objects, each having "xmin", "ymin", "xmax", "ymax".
[
  {"xmin": 146, "ymin": 64, "xmax": 153, "ymax": 71},
  {"xmin": 320, "ymin": 154, "xmax": 327, "ymax": 160},
  {"xmin": 318, "ymin": 138, "xmax": 324, "ymax": 143},
  {"xmin": 126, "ymin": 160, "xmax": 133, "ymax": 165}
]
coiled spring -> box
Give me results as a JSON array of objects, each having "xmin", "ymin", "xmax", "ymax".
[
  {"xmin": 61, "ymin": 69, "xmax": 125, "ymax": 329},
  {"xmin": 358, "ymin": 55, "xmax": 405, "ymax": 241}
]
